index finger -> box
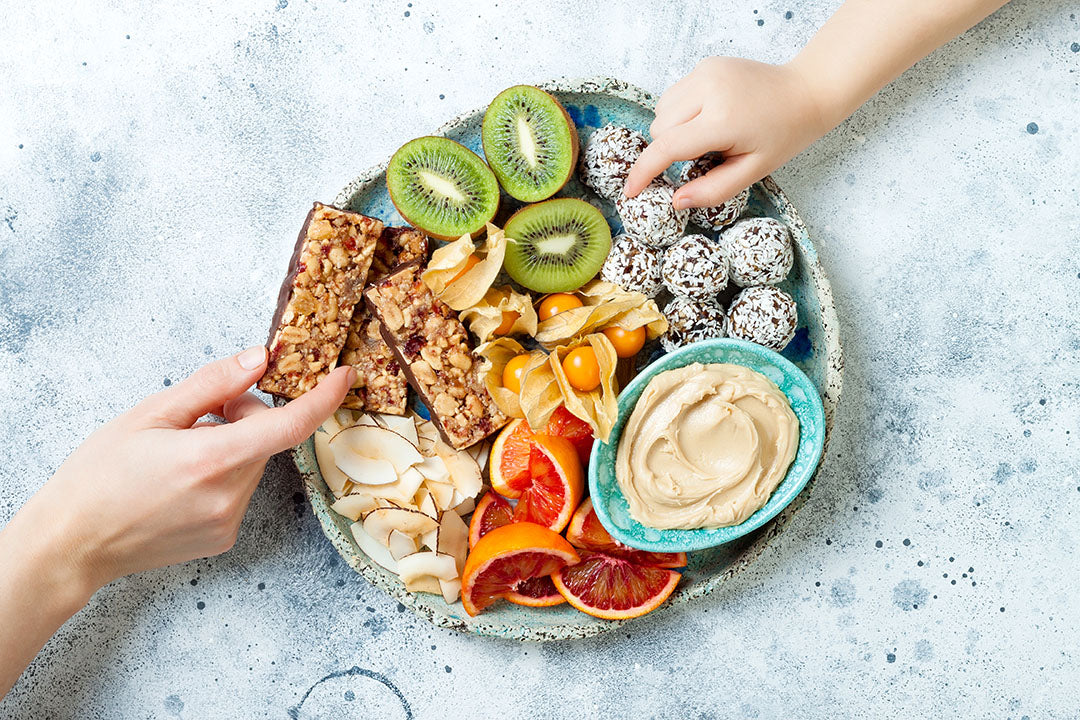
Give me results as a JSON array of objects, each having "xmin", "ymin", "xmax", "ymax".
[
  {"xmin": 623, "ymin": 119, "xmax": 718, "ymax": 197},
  {"xmin": 211, "ymin": 365, "xmax": 355, "ymax": 465}
]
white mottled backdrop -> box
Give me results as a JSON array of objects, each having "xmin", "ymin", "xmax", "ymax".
[{"xmin": 1, "ymin": 1, "xmax": 1078, "ymax": 718}]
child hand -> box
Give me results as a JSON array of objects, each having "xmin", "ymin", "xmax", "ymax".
[
  {"xmin": 623, "ymin": 57, "xmax": 827, "ymax": 209},
  {"xmin": 32, "ymin": 347, "xmax": 354, "ymax": 594}
]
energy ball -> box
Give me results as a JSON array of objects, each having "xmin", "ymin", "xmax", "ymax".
[
  {"xmin": 661, "ymin": 296, "xmax": 729, "ymax": 352},
  {"xmin": 727, "ymin": 285, "xmax": 798, "ymax": 351},
  {"xmin": 720, "ymin": 217, "xmax": 794, "ymax": 287},
  {"xmin": 580, "ymin": 124, "xmax": 648, "ymax": 200},
  {"xmin": 661, "ymin": 234, "xmax": 728, "ymax": 299},
  {"xmin": 679, "ymin": 153, "xmax": 750, "ymax": 230},
  {"xmin": 615, "ymin": 176, "xmax": 688, "ymax": 248},
  {"xmin": 601, "ymin": 233, "xmax": 664, "ymax": 297}
]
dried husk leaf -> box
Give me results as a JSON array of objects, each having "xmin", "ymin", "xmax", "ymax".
[
  {"xmin": 534, "ymin": 280, "xmax": 668, "ymax": 348},
  {"xmin": 521, "ymin": 333, "xmax": 619, "ymax": 442},
  {"xmin": 460, "ymin": 286, "xmax": 538, "ymax": 343},
  {"xmin": 421, "ymin": 223, "xmax": 508, "ymax": 310},
  {"xmin": 475, "ymin": 338, "xmax": 544, "ymax": 419}
]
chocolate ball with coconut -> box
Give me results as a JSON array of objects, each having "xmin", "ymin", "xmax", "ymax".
[
  {"xmin": 601, "ymin": 233, "xmax": 664, "ymax": 297},
  {"xmin": 726, "ymin": 285, "xmax": 798, "ymax": 351},
  {"xmin": 661, "ymin": 296, "xmax": 729, "ymax": 352},
  {"xmin": 720, "ymin": 217, "xmax": 794, "ymax": 287},
  {"xmin": 679, "ymin": 153, "xmax": 750, "ymax": 231},
  {"xmin": 579, "ymin": 124, "xmax": 649, "ymax": 200},
  {"xmin": 661, "ymin": 234, "xmax": 729, "ymax": 299},
  {"xmin": 615, "ymin": 176, "xmax": 688, "ymax": 248}
]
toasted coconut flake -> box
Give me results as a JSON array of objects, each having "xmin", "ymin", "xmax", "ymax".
[
  {"xmin": 534, "ymin": 280, "xmax": 667, "ymax": 348},
  {"xmin": 363, "ymin": 506, "xmax": 439, "ymax": 545},
  {"xmin": 375, "ymin": 413, "xmax": 420, "ymax": 446},
  {"xmin": 397, "ymin": 551, "xmax": 459, "ymax": 593},
  {"xmin": 387, "ymin": 529, "xmax": 419, "ymax": 560},
  {"xmin": 329, "ymin": 425, "xmax": 423, "ymax": 475},
  {"xmin": 452, "ymin": 496, "xmax": 476, "ymax": 517},
  {"xmin": 439, "ymin": 577, "xmax": 462, "ymax": 604},
  {"xmin": 417, "ymin": 487, "xmax": 440, "ymax": 519},
  {"xmin": 433, "ymin": 440, "xmax": 484, "ymax": 500},
  {"xmin": 425, "ymin": 479, "xmax": 457, "ymax": 510},
  {"xmin": 421, "ymin": 224, "xmax": 508, "ymax": 310},
  {"xmin": 315, "ymin": 427, "xmax": 351, "ymax": 496},
  {"xmin": 416, "ymin": 454, "xmax": 450, "ymax": 484},
  {"xmin": 437, "ymin": 510, "xmax": 469, "ymax": 574},
  {"xmin": 350, "ymin": 522, "xmax": 399, "ymax": 574},
  {"xmin": 331, "ymin": 492, "xmax": 380, "ymax": 521},
  {"xmin": 334, "ymin": 454, "xmax": 398, "ymax": 486},
  {"xmin": 521, "ymin": 333, "xmax": 619, "ymax": 442},
  {"xmin": 460, "ymin": 286, "xmax": 538, "ymax": 343}
]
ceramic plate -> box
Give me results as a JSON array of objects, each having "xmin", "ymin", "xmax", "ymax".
[{"xmin": 291, "ymin": 77, "xmax": 844, "ymax": 641}]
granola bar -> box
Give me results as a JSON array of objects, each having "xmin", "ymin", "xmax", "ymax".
[
  {"xmin": 257, "ymin": 202, "xmax": 382, "ymax": 399},
  {"xmin": 340, "ymin": 227, "xmax": 429, "ymax": 414},
  {"xmin": 364, "ymin": 262, "xmax": 509, "ymax": 449}
]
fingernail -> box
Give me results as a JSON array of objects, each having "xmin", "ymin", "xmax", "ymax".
[
  {"xmin": 237, "ymin": 345, "xmax": 267, "ymax": 370},
  {"xmin": 673, "ymin": 196, "xmax": 691, "ymax": 210},
  {"xmin": 345, "ymin": 366, "xmax": 357, "ymax": 386}
]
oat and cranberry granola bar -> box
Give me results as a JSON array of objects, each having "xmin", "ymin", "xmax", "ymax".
[
  {"xmin": 339, "ymin": 227, "xmax": 428, "ymax": 414},
  {"xmin": 257, "ymin": 202, "xmax": 382, "ymax": 399},
  {"xmin": 363, "ymin": 262, "xmax": 508, "ymax": 449}
]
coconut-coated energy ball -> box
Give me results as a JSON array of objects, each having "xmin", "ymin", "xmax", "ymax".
[
  {"xmin": 615, "ymin": 176, "xmax": 688, "ymax": 248},
  {"xmin": 601, "ymin": 233, "xmax": 664, "ymax": 297},
  {"xmin": 726, "ymin": 285, "xmax": 798, "ymax": 351},
  {"xmin": 679, "ymin": 153, "xmax": 750, "ymax": 230},
  {"xmin": 720, "ymin": 217, "xmax": 794, "ymax": 287},
  {"xmin": 580, "ymin": 124, "xmax": 649, "ymax": 200},
  {"xmin": 661, "ymin": 296, "xmax": 729, "ymax": 352},
  {"xmin": 661, "ymin": 234, "xmax": 728, "ymax": 299}
]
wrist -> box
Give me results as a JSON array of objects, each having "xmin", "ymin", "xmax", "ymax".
[
  {"xmin": 784, "ymin": 55, "xmax": 850, "ymax": 138},
  {"xmin": 1, "ymin": 493, "xmax": 101, "ymax": 619}
]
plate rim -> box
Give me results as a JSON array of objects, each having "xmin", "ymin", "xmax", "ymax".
[{"xmin": 293, "ymin": 75, "xmax": 845, "ymax": 641}]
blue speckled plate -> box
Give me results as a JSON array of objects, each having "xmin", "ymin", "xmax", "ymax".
[
  {"xmin": 590, "ymin": 338, "xmax": 827, "ymax": 553},
  {"xmin": 291, "ymin": 77, "xmax": 844, "ymax": 641}
]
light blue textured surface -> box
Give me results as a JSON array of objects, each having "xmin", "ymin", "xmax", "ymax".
[
  {"xmin": 590, "ymin": 338, "xmax": 826, "ymax": 553},
  {"xmin": 1, "ymin": 1, "xmax": 1078, "ymax": 718}
]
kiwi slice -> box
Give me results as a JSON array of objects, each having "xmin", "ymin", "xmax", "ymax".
[
  {"xmin": 503, "ymin": 198, "xmax": 612, "ymax": 293},
  {"xmin": 386, "ymin": 136, "xmax": 500, "ymax": 240},
  {"xmin": 482, "ymin": 85, "xmax": 579, "ymax": 203}
]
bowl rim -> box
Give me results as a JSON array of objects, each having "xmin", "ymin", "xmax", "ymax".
[
  {"xmin": 588, "ymin": 337, "xmax": 827, "ymax": 553},
  {"xmin": 293, "ymin": 75, "xmax": 845, "ymax": 641}
]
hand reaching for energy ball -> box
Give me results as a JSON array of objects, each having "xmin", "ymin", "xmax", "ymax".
[{"xmin": 625, "ymin": 0, "xmax": 1010, "ymax": 210}]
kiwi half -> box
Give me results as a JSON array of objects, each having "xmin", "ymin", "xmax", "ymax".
[
  {"xmin": 386, "ymin": 136, "xmax": 499, "ymax": 240},
  {"xmin": 503, "ymin": 198, "xmax": 611, "ymax": 293},
  {"xmin": 482, "ymin": 85, "xmax": 579, "ymax": 203}
]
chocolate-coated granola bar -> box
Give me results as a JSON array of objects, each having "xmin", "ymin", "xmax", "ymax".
[
  {"xmin": 257, "ymin": 202, "xmax": 382, "ymax": 399},
  {"xmin": 340, "ymin": 227, "xmax": 428, "ymax": 414},
  {"xmin": 364, "ymin": 262, "xmax": 508, "ymax": 449}
]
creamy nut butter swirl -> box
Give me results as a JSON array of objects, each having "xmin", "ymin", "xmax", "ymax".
[{"xmin": 616, "ymin": 363, "xmax": 799, "ymax": 530}]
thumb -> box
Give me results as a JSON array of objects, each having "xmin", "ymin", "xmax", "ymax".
[
  {"xmin": 139, "ymin": 346, "xmax": 268, "ymax": 428},
  {"xmin": 214, "ymin": 365, "xmax": 355, "ymax": 465},
  {"xmin": 672, "ymin": 154, "xmax": 762, "ymax": 210}
]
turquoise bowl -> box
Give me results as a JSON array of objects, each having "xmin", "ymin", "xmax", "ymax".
[{"xmin": 589, "ymin": 338, "xmax": 827, "ymax": 553}]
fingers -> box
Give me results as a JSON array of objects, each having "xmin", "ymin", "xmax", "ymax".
[
  {"xmin": 214, "ymin": 366, "xmax": 355, "ymax": 465},
  {"xmin": 138, "ymin": 346, "xmax": 268, "ymax": 428},
  {"xmin": 623, "ymin": 118, "xmax": 720, "ymax": 198},
  {"xmin": 223, "ymin": 392, "xmax": 270, "ymax": 423},
  {"xmin": 671, "ymin": 154, "xmax": 763, "ymax": 209}
]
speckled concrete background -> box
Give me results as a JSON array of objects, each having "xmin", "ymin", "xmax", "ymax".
[{"xmin": 1, "ymin": 0, "xmax": 1077, "ymax": 717}]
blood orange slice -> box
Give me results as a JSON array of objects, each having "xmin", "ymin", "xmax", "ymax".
[
  {"xmin": 509, "ymin": 434, "xmax": 583, "ymax": 533},
  {"xmin": 552, "ymin": 551, "xmax": 680, "ymax": 620},
  {"xmin": 461, "ymin": 522, "xmax": 580, "ymax": 616},
  {"xmin": 468, "ymin": 491, "xmax": 514, "ymax": 548},
  {"xmin": 489, "ymin": 419, "xmax": 532, "ymax": 498},
  {"xmin": 544, "ymin": 406, "xmax": 595, "ymax": 466},
  {"xmin": 505, "ymin": 575, "xmax": 566, "ymax": 607},
  {"xmin": 566, "ymin": 498, "xmax": 687, "ymax": 569}
]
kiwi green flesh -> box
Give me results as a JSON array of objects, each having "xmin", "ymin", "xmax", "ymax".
[
  {"xmin": 503, "ymin": 198, "xmax": 612, "ymax": 293},
  {"xmin": 387, "ymin": 136, "xmax": 499, "ymax": 239},
  {"xmin": 482, "ymin": 86, "xmax": 577, "ymax": 203}
]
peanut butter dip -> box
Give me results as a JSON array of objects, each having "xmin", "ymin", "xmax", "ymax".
[{"xmin": 616, "ymin": 362, "xmax": 799, "ymax": 530}]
